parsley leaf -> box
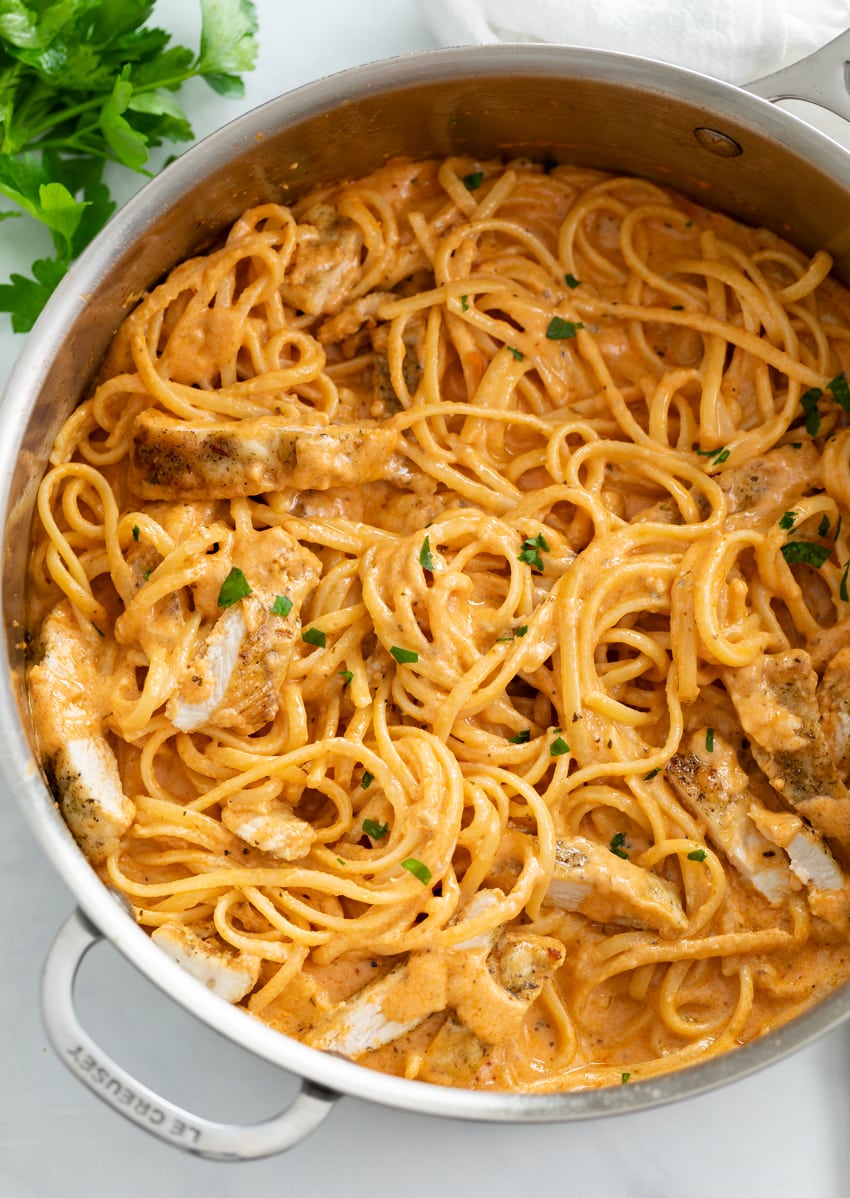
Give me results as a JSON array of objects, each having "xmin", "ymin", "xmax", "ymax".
[
  {"xmin": 801, "ymin": 387, "xmax": 822, "ymax": 436},
  {"xmin": 363, "ymin": 818, "xmax": 388, "ymax": 841},
  {"xmin": 781, "ymin": 541, "xmax": 832, "ymax": 568},
  {"xmin": 610, "ymin": 831, "xmax": 629, "ymax": 859},
  {"xmin": 390, "ymin": 645, "xmax": 419, "ymax": 664},
  {"xmin": 828, "ymin": 372, "xmax": 850, "ymax": 412},
  {"xmin": 507, "ymin": 346, "xmax": 524, "ymax": 360},
  {"xmin": 0, "ymin": 1, "xmax": 258, "ymax": 330},
  {"xmin": 546, "ymin": 315, "xmax": 584, "ymax": 340},
  {"xmin": 338, "ymin": 668, "xmax": 353, "ymax": 684},
  {"xmin": 302, "ymin": 627, "xmax": 327, "ymax": 648},
  {"xmin": 463, "ymin": 170, "xmax": 483, "ymax": 190},
  {"xmin": 271, "ymin": 594, "xmax": 293, "ymax": 617},
  {"xmin": 197, "ymin": 0, "xmax": 259, "ymax": 96},
  {"xmin": 687, "ymin": 848, "xmax": 707, "ymax": 862},
  {"xmin": 402, "ymin": 857, "xmax": 432, "ymax": 884},
  {"xmin": 550, "ymin": 735, "xmax": 570, "ymax": 756},
  {"xmin": 509, "ymin": 729, "xmax": 531, "ymax": 744},
  {"xmin": 518, "ymin": 532, "xmax": 550, "ymax": 572},
  {"xmin": 217, "ymin": 566, "xmax": 251, "ymax": 607},
  {"xmin": 644, "ymin": 768, "xmax": 660, "ymax": 780},
  {"xmin": 778, "ymin": 511, "xmax": 796, "ymax": 531},
  {"xmin": 840, "ymin": 560, "xmax": 850, "ymax": 603},
  {"xmin": 564, "ymin": 273, "xmax": 580, "ymax": 288},
  {"xmin": 705, "ymin": 727, "xmax": 715, "ymax": 753},
  {"xmin": 818, "ymin": 514, "xmax": 831, "ymax": 539},
  {"xmin": 419, "ymin": 534, "xmax": 435, "ymax": 573}
]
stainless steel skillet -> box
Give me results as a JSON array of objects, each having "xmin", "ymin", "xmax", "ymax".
[{"xmin": 3, "ymin": 31, "xmax": 850, "ymax": 1160}]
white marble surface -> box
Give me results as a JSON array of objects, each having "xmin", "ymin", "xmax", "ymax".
[{"xmin": 2, "ymin": 3, "xmax": 850, "ymax": 1195}]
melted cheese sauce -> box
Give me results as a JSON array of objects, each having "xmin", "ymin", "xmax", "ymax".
[{"xmin": 26, "ymin": 156, "xmax": 850, "ymax": 1092}]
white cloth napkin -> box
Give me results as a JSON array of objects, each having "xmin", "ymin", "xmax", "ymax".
[{"xmin": 416, "ymin": 0, "xmax": 850, "ymax": 84}]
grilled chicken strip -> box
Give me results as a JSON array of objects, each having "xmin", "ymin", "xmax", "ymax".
[
  {"xmin": 546, "ymin": 835, "xmax": 689, "ymax": 935},
  {"xmin": 723, "ymin": 650, "xmax": 850, "ymax": 854},
  {"xmin": 306, "ymin": 891, "xmax": 564, "ymax": 1058},
  {"xmin": 28, "ymin": 600, "xmax": 134, "ymax": 863},
  {"xmin": 130, "ymin": 408, "xmax": 402, "ymax": 500},
  {"xmin": 167, "ymin": 525, "xmax": 320, "ymax": 734},
  {"xmin": 152, "ymin": 921, "xmax": 261, "ymax": 1002},
  {"xmin": 818, "ymin": 647, "xmax": 850, "ymax": 779},
  {"xmin": 667, "ymin": 731, "xmax": 793, "ymax": 905}
]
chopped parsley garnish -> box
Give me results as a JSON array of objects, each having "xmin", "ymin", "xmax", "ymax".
[
  {"xmin": 518, "ymin": 532, "xmax": 551, "ymax": 571},
  {"xmin": 610, "ymin": 831, "xmax": 629, "ymax": 859},
  {"xmin": 550, "ymin": 736, "xmax": 570, "ymax": 756},
  {"xmin": 564, "ymin": 273, "xmax": 581, "ymax": 289},
  {"xmin": 361, "ymin": 771, "xmax": 375, "ymax": 790},
  {"xmin": 687, "ymin": 848, "xmax": 707, "ymax": 862},
  {"xmin": 497, "ymin": 625, "xmax": 529, "ymax": 643},
  {"xmin": 508, "ymin": 346, "xmax": 524, "ymax": 361},
  {"xmin": 302, "ymin": 627, "xmax": 327, "ymax": 648},
  {"xmin": 132, "ymin": 524, "xmax": 140, "ymax": 542},
  {"xmin": 834, "ymin": 515, "xmax": 843, "ymax": 543},
  {"xmin": 695, "ymin": 445, "xmax": 730, "ymax": 464},
  {"xmin": 419, "ymin": 535, "xmax": 435, "ymax": 573},
  {"xmin": 778, "ymin": 511, "xmax": 796, "ymax": 531},
  {"xmin": 546, "ymin": 316, "xmax": 584, "ymax": 340},
  {"xmin": 271, "ymin": 594, "xmax": 293, "ymax": 617},
  {"xmin": 828, "ymin": 372, "xmax": 850, "ymax": 411},
  {"xmin": 510, "ymin": 729, "xmax": 531, "ymax": 744},
  {"xmin": 463, "ymin": 170, "xmax": 484, "ymax": 190},
  {"xmin": 705, "ymin": 727, "xmax": 715, "ymax": 753},
  {"xmin": 780, "ymin": 541, "xmax": 832, "ymax": 568},
  {"xmin": 840, "ymin": 560, "xmax": 850, "ymax": 603},
  {"xmin": 390, "ymin": 645, "xmax": 419, "ymax": 664},
  {"xmin": 801, "ymin": 387, "xmax": 822, "ymax": 436},
  {"xmin": 402, "ymin": 857, "xmax": 432, "ymax": 884},
  {"xmin": 461, "ymin": 294, "xmax": 469, "ymax": 312},
  {"xmin": 621, "ymin": 1072, "xmax": 631, "ymax": 1084},
  {"xmin": 818, "ymin": 514, "xmax": 831, "ymax": 538},
  {"xmin": 363, "ymin": 818, "xmax": 389, "ymax": 841},
  {"xmin": 338, "ymin": 669, "xmax": 353, "ymax": 684},
  {"xmin": 217, "ymin": 566, "xmax": 252, "ymax": 608},
  {"xmin": 644, "ymin": 768, "xmax": 660, "ymax": 780}
]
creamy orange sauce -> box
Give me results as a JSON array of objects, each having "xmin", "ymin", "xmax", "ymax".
[{"xmin": 26, "ymin": 155, "xmax": 850, "ymax": 1092}]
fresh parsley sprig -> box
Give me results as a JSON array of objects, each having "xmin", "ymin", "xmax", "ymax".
[{"xmin": 0, "ymin": 0, "xmax": 258, "ymax": 331}]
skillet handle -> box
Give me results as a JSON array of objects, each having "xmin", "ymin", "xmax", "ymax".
[
  {"xmin": 745, "ymin": 25, "xmax": 850, "ymax": 120},
  {"xmin": 40, "ymin": 908, "xmax": 340, "ymax": 1161}
]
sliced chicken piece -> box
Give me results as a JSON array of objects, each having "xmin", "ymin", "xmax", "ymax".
[
  {"xmin": 417, "ymin": 1015, "xmax": 489, "ymax": 1087},
  {"xmin": 28, "ymin": 601, "xmax": 134, "ymax": 863},
  {"xmin": 282, "ymin": 202, "xmax": 363, "ymax": 315},
  {"xmin": 307, "ymin": 890, "xmax": 563, "ymax": 1057},
  {"xmin": 452, "ymin": 928, "xmax": 565, "ymax": 1046},
  {"xmin": 717, "ymin": 443, "xmax": 821, "ymax": 524},
  {"xmin": 546, "ymin": 835, "xmax": 689, "ymax": 935},
  {"xmin": 749, "ymin": 802, "xmax": 844, "ymax": 891},
  {"xmin": 167, "ymin": 526, "xmax": 320, "ymax": 734},
  {"xmin": 723, "ymin": 650, "xmax": 850, "ymax": 853},
  {"xmin": 130, "ymin": 408, "xmax": 402, "ymax": 501},
  {"xmin": 819, "ymin": 647, "xmax": 850, "ymax": 778},
  {"xmin": 220, "ymin": 792, "xmax": 316, "ymax": 861},
  {"xmin": 666, "ymin": 731, "xmax": 794, "ymax": 905},
  {"xmin": 151, "ymin": 922, "xmax": 261, "ymax": 1003},
  {"xmin": 305, "ymin": 961, "xmax": 428, "ymax": 1057}
]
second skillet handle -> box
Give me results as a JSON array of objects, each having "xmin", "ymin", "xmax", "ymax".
[
  {"xmin": 745, "ymin": 25, "xmax": 850, "ymax": 120},
  {"xmin": 41, "ymin": 907, "xmax": 340, "ymax": 1161}
]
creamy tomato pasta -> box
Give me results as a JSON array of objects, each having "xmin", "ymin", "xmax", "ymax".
[{"xmin": 27, "ymin": 156, "xmax": 850, "ymax": 1091}]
